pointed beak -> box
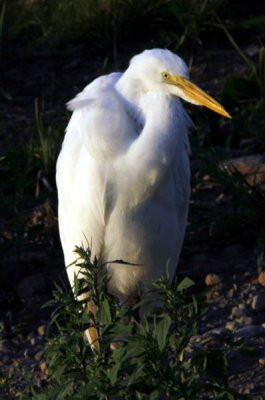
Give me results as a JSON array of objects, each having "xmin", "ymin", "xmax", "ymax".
[{"xmin": 166, "ymin": 74, "xmax": 231, "ymax": 119}]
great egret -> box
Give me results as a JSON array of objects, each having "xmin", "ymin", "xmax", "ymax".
[{"xmin": 56, "ymin": 48, "xmax": 230, "ymax": 348}]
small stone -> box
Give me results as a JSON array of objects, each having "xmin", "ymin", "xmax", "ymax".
[
  {"xmin": 37, "ymin": 325, "xmax": 46, "ymax": 336},
  {"xmin": 205, "ymin": 274, "xmax": 221, "ymax": 287},
  {"xmin": 258, "ymin": 272, "xmax": 265, "ymax": 287},
  {"xmin": 226, "ymin": 321, "xmax": 238, "ymax": 332},
  {"xmin": 13, "ymin": 360, "xmax": 20, "ymax": 367},
  {"xmin": 251, "ymin": 294, "xmax": 265, "ymax": 312},
  {"xmin": 231, "ymin": 306, "xmax": 256, "ymax": 325},
  {"xmin": 206, "ymin": 327, "xmax": 230, "ymax": 339},
  {"xmin": 235, "ymin": 325, "xmax": 265, "ymax": 339},
  {"xmin": 231, "ymin": 306, "xmax": 245, "ymax": 318},
  {"xmin": 40, "ymin": 361, "xmax": 49, "ymax": 376},
  {"xmin": 34, "ymin": 350, "xmax": 43, "ymax": 361},
  {"xmin": 24, "ymin": 347, "xmax": 35, "ymax": 358},
  {"xmin": 259, "ymin": 358, "xmax": 265, "ymax": 367},
  {"xmin": 189, "ymin": 328, "xmax": 230, "ymax": 351},
  {"xmin": 237, "ymin": 316, "xmax": 256, "ymax": 327}
]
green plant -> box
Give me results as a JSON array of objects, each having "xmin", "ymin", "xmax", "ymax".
[
  {"xmin": 22, "ymin": 246, "xmax": 248, "ymax": 399},
  {"xmin": 0, "ymin": 2, "xmax": 5, "ymax": 44},
  {"xmin": 216, "ymin": 15, "xmax": 265, "ymax": 147},
  {"xmin": 34, "ymin": 98, "xmax": 63, "ymax": 178},
  {"xmin": 158, "ymin": 0, "xmax": 225, "ymax": 50},
  {"xmin": 4, "ymin": 0, "xmax": 261, "ymax": 56}
]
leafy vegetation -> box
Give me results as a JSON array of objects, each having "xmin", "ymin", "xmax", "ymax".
[
  {"xmin": 21, "ymin": 246, "xmax": 248, "ymax": 400},
  {"xmin": 2, "ymin": 0, "xmax": 263, "ymax": 53}
]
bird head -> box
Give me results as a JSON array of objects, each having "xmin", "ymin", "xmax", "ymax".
[{"xmin": 125, "ymin": 49, "xmax": 231, "ymax": 119}]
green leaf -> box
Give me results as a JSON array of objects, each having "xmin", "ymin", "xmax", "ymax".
[
  {"xmin": 156, "ymin": 315, "xmax": 171, "ymax": 352},
  {"xmin": 112, "ymin": 346, "xmax": 126, "ymax": 363},
  {"xmin": 108, "ymin": 361, "xmax": 121, "ymax": 385},
  {"xmin": 241, "ymin": 15, "xmax": 265, "ymax": 28},
  {"xmin": 126, "ymin": 364, "xmax": 145, "ymax": 386},
  {"xmin": 150, "ymin": 390, "xmax": 159, "ymax": 399},
  {"xmin": 57, "ymin": 381, "xmax": 74, "ymax": 399},
  {"xmin": 177, "ymin": 277, "xmax": 195, "ymax": 292},
  {"xmin": 98, "ymin": 298, "xmax": 112, "ymax": 325}
]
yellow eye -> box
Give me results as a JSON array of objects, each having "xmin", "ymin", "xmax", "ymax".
[{"xmin": 162, "ymin": 72, "xmax": 169, "ymax": 79}]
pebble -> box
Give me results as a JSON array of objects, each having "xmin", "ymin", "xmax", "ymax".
[
  {"xmin": 205, "ymin": 273, "xmax": 221, "ymax": 287},
  {"xmin": 259, "ymin": 358, "xmax": 265, "ymax": 367},
  {"xmin": 206, "ymin": 327, "xmax": 230, "ymax": 338},
  {"xmin": 226, "ymin": 321, "xmax": 238, "ymax": 332},
  {"xmin": 235, "ymin": 325, "xmax": 265, "ymax": 339},
  {"xmin": 258, "ymin": 272, "xmax": 265, "ymax": 287},
  {"xmin": 24, "ymin": 347, "xmax": 36, "ymax": 358},
  {"xmin": 237, "ymin": 316, "xmax": 257, "ymax": 327},
  {"xmin": 190, "ymin": 328, "xmax": 231, "ymax": 350},
  {"xmin": 230, "ymin": 304, "xmax": 256, "ymax": 328},
  {"xmin": 231, "ymin": 305, "xmax": 246, "ymax": 318},
  {"xmin": 37, "ymin": 325, "xmax": 46, "ymax": 337},
  {"xmin": 40, "ymin": 361, "xmax": 49, "ymax": 376},
  {"xmin": 34, "ymin": 350, "xmax": 43, "ymax": 361},
  {"xmin": 251, "ymin": 294, "xmax": 265, "ymax": 312}
]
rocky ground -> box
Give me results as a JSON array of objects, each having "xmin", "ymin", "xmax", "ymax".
[{"xmin": 1, "ymin": 44, "xmax": 265, "ymax": 398}]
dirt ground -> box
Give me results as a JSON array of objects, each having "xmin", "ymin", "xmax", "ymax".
[{"xmin": 1, "ymin": 43, "xmax": 265, "ymax": 398}]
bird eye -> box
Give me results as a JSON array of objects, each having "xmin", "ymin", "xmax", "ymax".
[{"xmin": 162, "ymin": 72, "xmax": 169, "ymax": 79}]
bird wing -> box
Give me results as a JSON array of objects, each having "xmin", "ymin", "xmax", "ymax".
[
  {"xmin": 67, "ymin": 72, "xmax": 122, "ymax": 111},
  {"xmin": 56, "ymin": 73, "xmax": 137, "ymax": 285}
]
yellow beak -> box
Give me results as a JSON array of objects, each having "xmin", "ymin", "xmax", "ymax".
[{"xmin": 164, "ymin": 74, "xmax": 231, "ymax": 119}]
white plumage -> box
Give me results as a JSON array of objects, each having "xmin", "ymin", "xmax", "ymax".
[{"xmin": 56, "ymin": 48, "xmax": 230, "ymax": 305}]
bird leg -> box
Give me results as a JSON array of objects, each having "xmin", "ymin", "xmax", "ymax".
[{"xmin": 84, "ymin": 291, "xmax": 101, "ymax": 352}]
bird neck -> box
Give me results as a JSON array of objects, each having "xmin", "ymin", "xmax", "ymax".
[{"xmin": 115, "ymin": 72, "xmax": 145, "ymax": 128}]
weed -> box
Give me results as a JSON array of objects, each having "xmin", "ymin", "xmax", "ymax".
[
  {"xmin": 216, "ymin": 16, "xmax": 265, "ymax": 148},
  {"xmin": 3, "ymin": 0, "xmax": 262, "ymax": 55},
  {"xmin": 33, "ymin": 99, "xmax": 63, "ymax": 183},
  {"xmin": 22, "ymin": 246, "xmax": 248, "ymax": 399},
  {"xmin": 0, "ymin": 2, "xmax": 5, "ymax": 45},
  {"xmin": 158, "ymin": 0, "xmax": 225, "ymax": 50}
]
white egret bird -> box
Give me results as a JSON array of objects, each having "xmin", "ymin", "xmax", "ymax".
[{"xmin": 56, "ymin": 48, "xmax": 230, "ymax": 347}]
